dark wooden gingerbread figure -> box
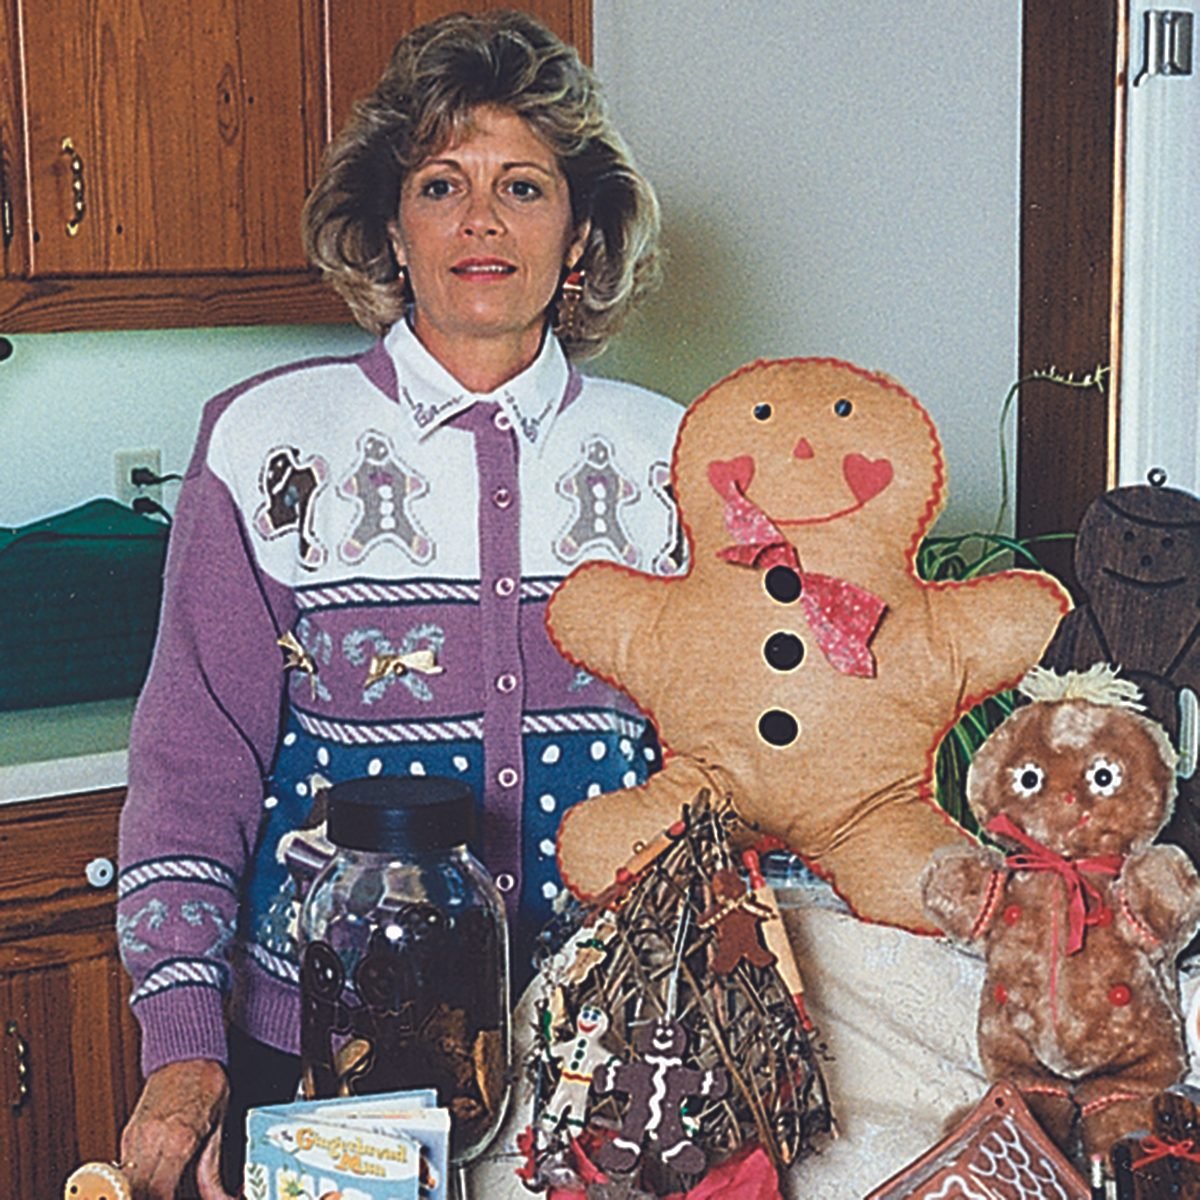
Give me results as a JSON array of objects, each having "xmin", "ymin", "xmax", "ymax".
[
  {"xmin": 1113, "ymin": 1084, "xmax": 1200, "ymax": 1199},
  {"xmin": 1041, "ymin": 483, "xmax": 1200, "ymax": 874}
]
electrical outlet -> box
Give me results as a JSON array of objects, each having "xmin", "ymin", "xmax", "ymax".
[{"xmin": 115, "ymin": 447, "xmax": 163, "ymax": 506}]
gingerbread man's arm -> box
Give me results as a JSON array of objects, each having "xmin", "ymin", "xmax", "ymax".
[
  {"xmin": 920, "ymin": 841, "xmax": 1006, "ymax": 943},
  {"xmin": 546, "ymin": 561, "xmax": 671, "ymax": 705},
  {"xmin": 935, "ymin": 570, "xmax": 1071, "ymax": 701},
  {"xmin": 557, "ymin": 756, "xmax": 721, "ymax": 901},
  {"xmin": 1119, "ymin": 843, "xmax": 1200, "ymax": 953}
]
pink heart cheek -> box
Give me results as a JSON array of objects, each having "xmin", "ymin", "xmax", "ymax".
[
  {"xmin": 707, "ymin": 455, "xmax": 756, "ymax": 499},
  {"xmin": 843, "ymin": 454, "xmax": 893, "ymax": 504}
]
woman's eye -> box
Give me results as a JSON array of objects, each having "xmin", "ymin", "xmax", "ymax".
[
  {"xmin": 420, "ymin": 177, "xmax": 455, "ymax": 198},
  {"xmin": 508, "ymin": 179, "xmax": 543, "ymax": 200},
  {"xmin": 1010, "ymin": 762, "xmax": 1045, "ymax": 797},
  {"xmin": 1086, "ymin": 757, "xmax": 1123, "ymax": 797}
]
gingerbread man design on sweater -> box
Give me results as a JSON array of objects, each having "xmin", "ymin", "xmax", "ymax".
[
  {"xmin": 548, "ymin": 358, "xmax": 1070, "ymax": 931},
  {"xmin": 591, "ymin": 1017, "xmax": 727, "ymax": 1175},
  {"xmin": 338, "ymin": 430, "xmax": 433, "ymax": 565},
  {"xmin": 254, "ymin": 445, "xmax": 328, "ymax": 568}
]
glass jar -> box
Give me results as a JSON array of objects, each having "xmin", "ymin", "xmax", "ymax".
[{"xmin": 298, "ymin": 774, "xmax": 510, "ymax": 1166}]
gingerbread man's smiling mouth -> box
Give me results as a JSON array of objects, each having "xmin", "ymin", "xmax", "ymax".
[
  {"xmin": 708, "ymin": 452, "xmax": 893, "ymax": 525},
  {"xmin": 1101, "ymin": 567, "xmax": 1188, "ymax": 591}
]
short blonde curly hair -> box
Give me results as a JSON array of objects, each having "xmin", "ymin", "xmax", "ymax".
[{"xmin": 302, "ymin": 10, "xmax": 661, "ymax": 360}]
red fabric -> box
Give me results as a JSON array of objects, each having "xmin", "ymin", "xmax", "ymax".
[
  {"xmin": 544, "ymin": 1144, "xmax": 781, "ymax": 1200},
  {"xmin": 708, "ymin": 458, "xmax": 886, "ymax": 676},
  {"xmin": 985, "ymin": 813, "xmax": 1123, "ymax": 954},
  {"xmin": 664, "ymin": 1146, "xmax": 782, "ymax": 1200}
]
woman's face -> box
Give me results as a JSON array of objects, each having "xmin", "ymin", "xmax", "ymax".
[{"xmin": 389, "ymin": 105, "xmax": 588, "ymax": 379}]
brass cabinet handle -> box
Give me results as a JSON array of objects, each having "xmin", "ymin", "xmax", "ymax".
[
  {"xmin": 61, "ymin": 136, "xmax": 86, "ymax": 236},
  {"xmin": 5, "ymin": 1020, "xmax": 30, "ymax": 1111}
]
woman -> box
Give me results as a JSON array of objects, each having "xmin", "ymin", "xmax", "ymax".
[{"xmin": 116, "ymin": 12, "xmax": 681, "ymax": 1198}]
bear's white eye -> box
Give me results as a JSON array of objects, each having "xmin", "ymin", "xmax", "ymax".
[
  {"xmin": 1086, "ymin": 756, "xmax": 1123, "ymax": 797},
  {"xmin": 1010, "ymin": 762, "xmax": 1045, "ymax": 797}
]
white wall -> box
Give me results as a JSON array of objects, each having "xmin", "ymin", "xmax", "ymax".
[
  {"xmin": 0, "ymin": 325, "xmax": 371, "ymax": 529},
  {"xmin": 0, "ymin": 1, "xmax": 1021, "ymax": 535},
  {"xmin": 593, "ymin": 0, "xmax": 1023, "ymax": 534}
]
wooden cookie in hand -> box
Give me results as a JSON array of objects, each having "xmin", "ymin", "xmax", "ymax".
[{"xmin": 548, "ymin": 357, "xmax": 1069, "ymax": 930}]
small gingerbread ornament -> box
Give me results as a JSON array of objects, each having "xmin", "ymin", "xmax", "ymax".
[
  {"xmin": 63, "ymin": 1161, "xmax": 132, "ymax": 1200},
  {"xmin": 922, "ymin": 664, "xmax": 1200, "ymax": 1163},
  {"xmin": 542, "ymin": 1003, "xmax": 614, "ymax": 1131},
  {"xmin": 592, "ymin": 1017, "xmax": 728, "ymax": 1176},
  {"xmin": 697, "ymin": 867, "xmax": 777, "ymax": 974}
]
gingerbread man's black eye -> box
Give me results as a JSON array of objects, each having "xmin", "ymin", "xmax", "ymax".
[
  {"xmin": 834, "ymin": 398, "xmax": 853, "ymax": 417},
  {"xmin": 1123, "ymin": 529, "xmax": 1136, "ymax": 543},
  {"xmin": 1011, "ymin": 762, "xmax": 1045, "ymax": 797},
  {"xmin": 753, "ymin": 403, "xmax": 772, "ymax": 421},
  {"xmin": 1162, "ymin": 535, "xmax": 1175, "ymax": 550}
]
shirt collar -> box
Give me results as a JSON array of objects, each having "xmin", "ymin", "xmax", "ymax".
[{"xmin": 383, "ymin": 319, "xmax": 571, "ymax": 449}]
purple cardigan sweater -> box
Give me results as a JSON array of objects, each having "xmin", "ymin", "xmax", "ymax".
[{"xmin": 117, "ymin": 324, "xmax": 682, "ymax": 1074}]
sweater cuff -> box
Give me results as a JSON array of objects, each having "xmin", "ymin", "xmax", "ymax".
[{"xmin": 133, "ymin": 987, "xmax": 229, "ymax": 1077}]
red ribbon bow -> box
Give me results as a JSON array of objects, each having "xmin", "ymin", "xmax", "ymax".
[
  {"xmin": 709, "ymin": 460, "xmax": 886, "ymax": 677},
  {"xmin": 985, "ymin": 813, "xmax": 1123, "ymax": 954},
  {"xmin": 1132, "ymin": 1134, "xmax": 1200, "ymax": 1169}
]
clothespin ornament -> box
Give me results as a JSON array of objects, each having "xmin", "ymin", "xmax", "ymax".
[
  {"xmin": 743, "ymin": 849, "xmax": 814, "ymax": 1029},
  {"xmin": 277, "ymin": 630, "xmax": 319, "ymax": 697},
  {"xmin": 364, "ymin": 649, "xmax": 445, "ymax": 688}
]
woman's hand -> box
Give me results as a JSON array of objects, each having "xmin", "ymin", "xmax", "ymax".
[{"xmin": 120, "ymin": 1058, "xmax": 233, "ymax": 1199}]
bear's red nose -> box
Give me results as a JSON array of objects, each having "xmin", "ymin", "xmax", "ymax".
[{"xmin": 794, "ymin": 437, "xmax": 814, "ymax": 460}]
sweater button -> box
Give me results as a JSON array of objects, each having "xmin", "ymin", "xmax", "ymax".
[
  {"xmin": 494, "ymin": 576, "xmax": 516, "ymax": 598},
  {"xmin": 496, "ymin": 872, "xmax": 516, "ymax": 893},
  {"xmin": 493, "ymin": 410, "xmax": 513, "ymax": 432},
  {"xmin": 493, "ymin": 486, "xmax": 513, "ymax": 509},
  {"xmin": 1108, "ymin": 983, "xmax": 1132, "ymax": 1007},
  {"xmin": 496, "ymin": 672, "xmax": 518, "ymax": 694},
  {"xmin": 497, "ymin": 766, "xmax": 519, "ymax": 789}
]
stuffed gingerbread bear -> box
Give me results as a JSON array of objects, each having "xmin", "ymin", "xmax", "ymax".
[
  {"xmin": 547, "ymin": 357, "xmax": 1069, "ymax": 931},
  {"xmin": 921, "ymin": 664, "xmax": 1200, "ymax": 1162}
]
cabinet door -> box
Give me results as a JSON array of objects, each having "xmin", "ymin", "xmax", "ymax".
[
  {"xmin": 1, "ymin": 936, "xmax": 142, "ymax": 1198},
  {"xmin": 14, "ymin": 0, "xmax": 321, "ymax": 278},
  {"xmin": 323, "ymin": 1, "xmax": 593, "ymax": 142},
  {"xmin": 0, "ymin": 790, "xmax": 141, "ymax": 1197}
]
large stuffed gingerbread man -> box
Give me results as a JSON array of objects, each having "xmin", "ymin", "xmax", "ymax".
[{"xmin": 547, "ymin": 357, "xmax": 1070, "ymax": 932}]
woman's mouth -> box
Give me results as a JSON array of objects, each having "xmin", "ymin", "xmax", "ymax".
[{"xmin": 451, "ymin": 258, "xmax": 516, "ymax": 278}]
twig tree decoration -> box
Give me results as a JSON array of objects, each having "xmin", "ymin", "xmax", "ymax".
[{"xmin": 520, "ymin": 790, "xmax": 832, "ymax": 1198}]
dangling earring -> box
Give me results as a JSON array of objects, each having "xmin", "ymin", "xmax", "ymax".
[{"xmin": 553, "ymin": 268, "xmax": 586, "ymax": 341}]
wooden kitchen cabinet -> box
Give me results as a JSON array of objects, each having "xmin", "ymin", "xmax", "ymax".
[
  {"xmin": 0, "ymin": 0, "xmax": 590, "ymax": 333},
  {"xmin": 0, "ymin": 787, "xmax": 142, "ymax": 1199}
]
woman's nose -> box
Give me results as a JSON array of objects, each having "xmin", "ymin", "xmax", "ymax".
[{"xmin": 462, "ymin": 190, "xmax": 503, "ymax": 236}]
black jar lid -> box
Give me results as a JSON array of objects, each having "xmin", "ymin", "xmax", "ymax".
[{"xmin": 326, "ymin": 775, "xmax": 477, "ymax": 854}]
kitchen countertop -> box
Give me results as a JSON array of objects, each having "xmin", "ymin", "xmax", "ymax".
[{"xmin": 0, "ymin": 697, "xmax": 134, "ymax": 804}]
